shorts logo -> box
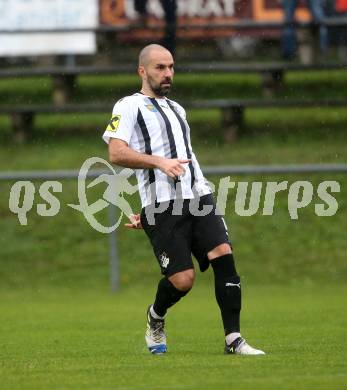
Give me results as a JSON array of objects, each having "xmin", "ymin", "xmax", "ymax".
[
  {"xmin": 225, "ymin": 282, "xmax": 241, "ymax": 288},
  {"xmin": 145, "ymin": 104, "xmax": 158, "ymax": 112},
  {"xmin": 106, "ymin": 115, "xmax": 121, "ymax": 132},
  {"xmin": 159, "ymin": 252, "xmax": 170, "ymax": 269}
]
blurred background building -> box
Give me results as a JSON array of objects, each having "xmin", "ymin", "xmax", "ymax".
[{"xmin": 0, "ymin": 0, "xmax": 346, "ymax": 66}]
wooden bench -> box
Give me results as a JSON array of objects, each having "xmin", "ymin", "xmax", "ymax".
[
  {"xmin": 2, "ymin": 98, "xmax": 347, "ymax": 142},
  {"xmin": 2, "ymin": 15, "xmax": 347, "ymax": 102},
  {"xmin": 2, "ymin": 18, "xmax": 347, "ymax": 142},
  {"xmin": 1, "ymin": 62, "xmax": 347, "ymax": 103}
]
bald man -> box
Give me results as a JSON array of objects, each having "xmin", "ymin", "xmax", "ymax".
[{"xmin": 102, "ymin": 44, "xmax": 265, "ymax": 356}]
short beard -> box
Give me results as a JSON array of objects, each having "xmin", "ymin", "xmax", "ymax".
[
  {"xmin": 152, "ymin": 84, "xmax": 171, "ymax": 97},
  {"xmin": 148, "ymin": 78, "xmax": 172, "ymax": 97}
]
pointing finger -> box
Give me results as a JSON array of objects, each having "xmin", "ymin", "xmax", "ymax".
[{"xmin": 177, "ymin": 159, "xmax": 191, "ymax": 164}]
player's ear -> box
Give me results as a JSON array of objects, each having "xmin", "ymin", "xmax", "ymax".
[{"xmin": 138, "ymin": 65, "xmax": 146, "ymax": 79}]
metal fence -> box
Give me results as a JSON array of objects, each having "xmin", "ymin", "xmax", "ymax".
[{"xmin": 1, "ymin": 163, "xmax": 346, "ymax": 291}]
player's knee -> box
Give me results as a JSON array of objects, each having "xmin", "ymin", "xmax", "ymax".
[
  {"xmin": 169, "ymin": 269, "xmax": 195, "ymax": 292},
  {"xmin": 207, "ymin": 243, "xmax": 232, "ymax": 260}
]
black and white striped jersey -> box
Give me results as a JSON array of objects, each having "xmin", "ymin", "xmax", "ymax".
[{"xmin": 103, "ymin": 93, "xmax": 211, "ymax": 207}]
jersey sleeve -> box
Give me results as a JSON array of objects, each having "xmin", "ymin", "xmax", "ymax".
[{"xmin": 102, "ymin": 97, "xmax": 136, "ymax": 145}]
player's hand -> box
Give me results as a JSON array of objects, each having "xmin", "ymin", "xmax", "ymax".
[
  {"xmin": 124, "ymin": 213, "xmax": 142, "ymax": 229},
  {"xmin": 157, "ymin": 158, "xmax": 191, "ymax": 179}
]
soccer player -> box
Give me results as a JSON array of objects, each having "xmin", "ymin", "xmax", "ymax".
[{"xmin": 103, "ymin": 44, "xmax": 265, "ymax": 356}]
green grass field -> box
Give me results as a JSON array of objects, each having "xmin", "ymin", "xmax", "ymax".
[
  {"xmin": 1, "ymin": 70, "xmax": 347, "ymax": 389},
  {"xmin": 1, "ymin": 162, "xmax": 346, "ymax": 388},
  {"xmin": 1, "ymin": 283, "xmax": 346, "ymax": 390}
]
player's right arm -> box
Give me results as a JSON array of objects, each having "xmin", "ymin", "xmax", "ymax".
[
  {"xmin": 103, "ymin": 97, "xmax": 190, "ymax": 179},
  {"xmin": 108, "ymin": 138, "xmax": 190, "ymax": 179}
]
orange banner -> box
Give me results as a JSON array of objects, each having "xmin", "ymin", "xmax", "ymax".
[
  {"xmin": 336, "ymin": 0, "xmax": 347, "ymax": 12},
  {"xmin": 100, "ymin": 0, "xmax": 311, "ymax": 40}
]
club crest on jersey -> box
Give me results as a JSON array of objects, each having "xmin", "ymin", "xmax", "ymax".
[
  {"xmin": 159, "ymin": 252, "xmax": 170, "ymax": 269},
  {"xmin": 145, "ymin": 104, "xmax": 158, "ymax": 112},
  {"xmin": 106, "ymin": 115, "xmax": 121, "ymax": 132}
]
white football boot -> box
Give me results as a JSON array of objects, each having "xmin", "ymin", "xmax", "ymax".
[
  {"xmin": 145, "ymin": 305, "xmax": 167, "ymax": 354},
  {"xmin": 225, "ymin": 337, "xmax": 265, "ymax": 355}
]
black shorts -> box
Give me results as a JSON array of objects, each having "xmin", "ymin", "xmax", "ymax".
[{"xmin": 140, "ymin": 194, "xmax": 231, "ymax": 277}]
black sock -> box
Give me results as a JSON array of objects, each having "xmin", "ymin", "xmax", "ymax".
[
  {"xmin": 152, "ymin": 277, "xmax": 189, "ymax": 317},
  {"xmin": 198, "ymin": 255, "xmax": 210, "ymax": 272},
  {"xmin": 211, "ymin": 254, "xmax": 241, "ymax": 335}
]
